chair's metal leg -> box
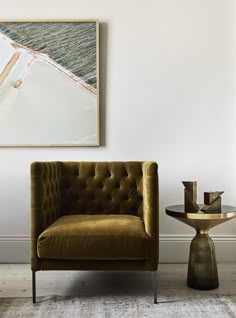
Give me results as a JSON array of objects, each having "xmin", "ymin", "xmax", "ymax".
[
  {"xmin": 152, "ymin": 270, "xmax": 158, "ymax": 304},
  {"xmin": 32, "ymin": 271, "xmax": 36, "ymax": 304}
]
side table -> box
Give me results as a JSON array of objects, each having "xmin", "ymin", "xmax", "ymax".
[{"xmin": 166, "ymin": 205, "xmax": 236, "ymax": 290}]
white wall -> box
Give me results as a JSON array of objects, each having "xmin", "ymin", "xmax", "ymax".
[{"xmin": 0, "ymin": 0, "xmax": 236, "ymax": 262}]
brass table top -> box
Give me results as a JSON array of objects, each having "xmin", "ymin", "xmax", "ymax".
[{"xmin": 166, "ymin": 205, "xmax": 236, "ymax": 233}]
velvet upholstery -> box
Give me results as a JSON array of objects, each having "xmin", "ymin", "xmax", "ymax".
[
  {"xmin": 38, "ymin": 214, "xmax": 153, "ymax": 260},
  {"xmin": 31, "ymin": 161, "xmax": 159, "ymax": 272}
]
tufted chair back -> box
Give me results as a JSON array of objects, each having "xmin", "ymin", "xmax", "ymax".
[{"xmin": 60, "ymin": 162, "xmax": 143, "ymax": 216}]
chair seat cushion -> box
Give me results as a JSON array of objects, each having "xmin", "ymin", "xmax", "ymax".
[{"xmin": 37, "ymin": 214, "xmax": 152, "ymax": 260}]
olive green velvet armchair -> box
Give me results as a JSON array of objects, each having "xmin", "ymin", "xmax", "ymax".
[{"xmin": 31, "ymin": 161, "xmax": 159, "ymax": 303}]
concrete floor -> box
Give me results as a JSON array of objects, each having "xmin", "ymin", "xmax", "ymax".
[{"xmin": 0, "ymin": 264, "xmax": 236, "ymax": 299}]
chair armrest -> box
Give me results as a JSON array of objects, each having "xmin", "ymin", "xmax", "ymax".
[
  {"xmin": 31, "ymin": 161, "xmax": 63, "ymax": 270},
  {"xmin": 142, "ymin": 161, "xmax": 159, "ymax": 240}
]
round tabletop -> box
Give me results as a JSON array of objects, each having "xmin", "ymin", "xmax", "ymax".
[
  {"xmin": 166, "ymin": 204, "xmax": 236, "ymax": 219},
  {"xmin": 165, "ymin": 205, "xmax": 236, "ymax": 232}
]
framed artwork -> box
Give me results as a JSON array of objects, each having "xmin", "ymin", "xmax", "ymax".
[{"xmin": 0, "ymin": 20, "xmax": 99, "ymax": 146}]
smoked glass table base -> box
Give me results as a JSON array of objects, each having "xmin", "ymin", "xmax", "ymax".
[{"xmin": 187, "ymin": 233, "xmax": 218, "ymax": 290}]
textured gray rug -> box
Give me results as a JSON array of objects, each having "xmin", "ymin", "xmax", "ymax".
[{"xmin": 1, "ymin": 294, "xmax": 236, "ymax": 318}]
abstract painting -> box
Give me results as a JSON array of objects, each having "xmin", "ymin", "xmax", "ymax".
[{"xmin": 0, "ymin": 20, "xmax": 99, "ymax": 146}]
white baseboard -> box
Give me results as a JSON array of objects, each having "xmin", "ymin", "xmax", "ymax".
[
  {"xmin": 0, "ymin": 235, "xmax": 30, "ymax": 263},
  {"xmin": 160, "ymin": 235, "xmax": 236, "ymax": 263},
  {"xmin": 1, "ymin": 235, "xmax": 236, "ymax": 263}
]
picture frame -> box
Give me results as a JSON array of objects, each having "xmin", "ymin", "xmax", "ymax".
[{"xmin": 0, "ymin": 19, "xmax": 99, "ymax": 147}]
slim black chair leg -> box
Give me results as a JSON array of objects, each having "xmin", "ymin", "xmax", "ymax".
[
  {"xmin": 32, "ymin": 271, "xmax": 36, "ymax": 304},
  {"xmin": 152, "ymin": 270, "xmax": 158, "ymax": 304}
]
